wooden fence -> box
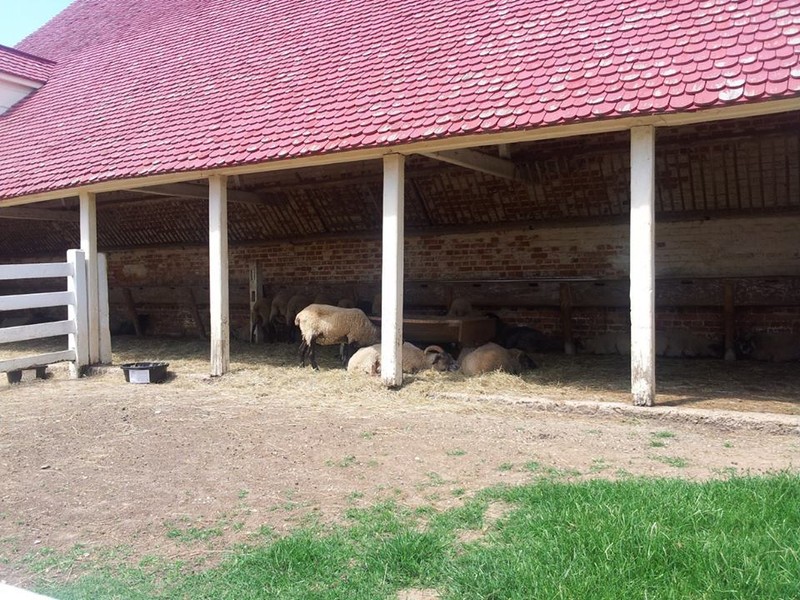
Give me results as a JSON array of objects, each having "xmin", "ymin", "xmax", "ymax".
[{"xmin": 0, "ymin": 249, "xmax": 109, "ymax": 379}]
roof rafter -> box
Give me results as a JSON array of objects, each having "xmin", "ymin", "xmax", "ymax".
[
  {"xmin": 120, "ymin": 183, "xmax": 265, "ymax": 206},
  {"xmin": 419, "ymin": 149, "xmax": 528, "ymax": 185},
  {"xmin": 0, "ymin": 207, "xmax": 78, "ymax": 222}
]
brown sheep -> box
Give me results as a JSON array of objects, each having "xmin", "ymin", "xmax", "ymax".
[{"xmin": 458, "ymin": 342, "xmax": 536, "ymax": 376}]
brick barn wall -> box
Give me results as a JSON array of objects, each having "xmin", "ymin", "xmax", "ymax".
[{"xmin": 96, "ymin": 214, "xmax": 799, "ymax": 342}]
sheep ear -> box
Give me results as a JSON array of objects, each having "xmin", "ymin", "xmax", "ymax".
[{"xmin": 424, "ymin": 345, "xmax": 444, "ymax": 354}]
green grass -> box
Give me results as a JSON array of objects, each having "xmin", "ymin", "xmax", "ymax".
[
  {"xmin": 654, "ymin": 455, "xmax": 689, "ymax": 468},
  {"xmin": 32, "ymin": 474, "xmax": 800, "ymax": 599}
]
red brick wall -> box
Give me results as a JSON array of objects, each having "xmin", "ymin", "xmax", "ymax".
[{"xmin": 90, "ymin": 213, "xmax": 800, "ymax": 341}]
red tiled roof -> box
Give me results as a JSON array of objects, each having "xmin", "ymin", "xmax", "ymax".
[
  {"xmin": 1, "ymin": 0, "xmax": 799, "ymax": 201},
  {"xmin": 0, "ymin": 45, "xmax": 53, "ymax": 83}
]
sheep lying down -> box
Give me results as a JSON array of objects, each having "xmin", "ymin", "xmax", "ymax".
[
  {"xmin": 347, "ymin": 343, "xmax": 458, "ymax": 376},
  {"xmin": 458, "ymin": 342, "xmax": 537, "ymax": 376}
]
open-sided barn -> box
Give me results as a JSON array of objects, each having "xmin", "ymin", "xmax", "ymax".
[{"xmin": 1, "ymin": 0, "xmax": 799, "ymax": 404}]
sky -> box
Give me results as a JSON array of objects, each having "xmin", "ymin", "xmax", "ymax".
[{"xmin": 0, "ymin": 0, "xmax": 75, "ymax": 47}]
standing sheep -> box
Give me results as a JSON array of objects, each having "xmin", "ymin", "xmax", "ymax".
[
  {"xmin": 458, "ymin": 342, "xmax": 537, "ymax": 376},
  {"xmin": 295, "ymin": 304, "xmax": 380, "ymax": 370},
  {"xmin": 285, "ymin": 294, "xmax": 312, "ymax": 343},
  {"xmin": 268, "ymin": 289, "xmax": 292, "ymax": 342},
  {"xmin": 347, "ymin": 343, "xmax": 458, "ymax": 376}
]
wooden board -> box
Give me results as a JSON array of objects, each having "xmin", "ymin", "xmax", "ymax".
[{"xmin": 370, "ymin": 315, "xmax": 495, "ymax": 346}]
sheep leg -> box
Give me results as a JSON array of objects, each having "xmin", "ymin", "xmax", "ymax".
[
  {"xmin": 299, "ymin": 336, "xmax": 320, "ymax": 370},
  {"xmin": 308, "ymin": 342, "xmax": 319, "ymax": 370},
  {"xmin": 341, "ymin": 342, "xmax": 358, "ymax": 366},
  {"xmin": 299, "ymin": 340, "xmax": 309, "ymax": 367}
]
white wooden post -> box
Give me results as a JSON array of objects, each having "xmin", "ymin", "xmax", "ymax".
[
  {"xmin": 66, "ymin": 249, "xmax": 89, "ymax": 378},
  {"xmin": 249, "ymin": 261, "xmax": 263, "ymax": 343},
  {"xmin": 209, "ymin": 175, "xmax": 230, "ymax": 376},
  {"xmin": 98, "ymin": 253, "xmax": 112, "ymax": 364},
  {"xmin": 380, "ymin": 154, "xmax": 405, "ymax": 388},
  {"xmin": 629, "ymin": 126, "xmax": 656, "ymax": 406},
  {"xmin": 79, "ymin": 191, "xmax": 99, "ymax": 364}
]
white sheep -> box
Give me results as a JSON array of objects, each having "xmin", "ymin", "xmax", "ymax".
[
  {"xmin": 579, "ymin": 332, "xmax": 631, "ymax": 355},
  {"xmin": 295, "ymin": 304, "xmax": 380, "ymax": 369},
  {"xmin": 249, "ymin": 297, "xmax": 271, "ymax": 343},
  {"xmin": 659, "ymin": 330, "xmax": 719, "ymax": 358},
  {"xmin": 347, "ymin": 343, "xmax": 457, "ymax": 376},
  {"xmin": 447, "ymin": 297, "xmax": 475, "ymax": 317},
  {"xmin": 458, "ymin": 342, "xmax": 536, "ymax": 376}
]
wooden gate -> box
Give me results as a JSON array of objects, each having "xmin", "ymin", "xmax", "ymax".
[{"xmin": 0, "ymin": 249, "xmax": 107, "ymax": 380}]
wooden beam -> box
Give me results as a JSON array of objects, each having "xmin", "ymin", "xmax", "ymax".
[
  {"xmin": 122, "ymin": 182, "xmax": 264, "ymax": 206},
  {"xmin": 420, "ymin": 148, "xmax": 525, "ymax": 184},
  {"xmin": 80, "ymin": 191, "xmax": 100, "ymax": 364},
  {"xmin": 249, "ymin": 262, "xmax": 263, "ymax": 343},
  {"xmin": 380, "ymin": 154, "xmax": 405, "ymax": 388},
  {"xmin": 724, "ymin": 280, "xmax": 736, "ymax": 361},
  {"xmin": 187, "ymin": 287, "xmax": 207, "ymax": 339},
  {"xmin": 0, "ymin": 207, "xmax": 78, "ymax": 222},
  {"xmin": 208, "ymin": 175, "xmax": 230, "ymax": 376},
  {"xmin": 559, "ymin": 283, "xmax": 575, "ymax": 355},
  {"xmin": 629, "ymin": 126, "xmax": 656, "ymax": 407},
  {"xmin": 98, "ymin": 253, "xmax": 112, "ymax": 364},
  {"xmin": 122, "ymin": 288, "xmax": 143, "ymax": 336}
]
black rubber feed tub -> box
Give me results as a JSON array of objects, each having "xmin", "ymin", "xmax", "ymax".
[{"xmin": 120, "ymin": 362, "xmax": 170, "ymax": 384}]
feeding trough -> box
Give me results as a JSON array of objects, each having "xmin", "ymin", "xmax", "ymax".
[{"xmin": 120, "ymin": 362, "xmax": 169, "ymax": 384}]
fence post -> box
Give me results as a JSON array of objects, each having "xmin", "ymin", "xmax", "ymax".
[
  {"xmin": 67, "ymin": 249, "xmax": 89, "ymax": 378},
  {"xmin": 249, "ymin": 261, "xmax": 263, "ymax": 343},
  {"xmin": 98, "ymin": 253, "xmax": 112, "ymax": 364}
]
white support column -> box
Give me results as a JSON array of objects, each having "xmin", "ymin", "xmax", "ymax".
[
  {"xmin": 629, "ymin": 126, "xmax": 656, "ymax": 407},
  {"xmin": 209, "ymin": 175, "xmax": 230, "ymax": 376},
  {"xmin": 380, "ymin": 154, "xmax": 405, "ymax": 388},
  {"xmin": 79, "ymin": 191, "xmax": 99, "ymax": 364},
  {"xmin": 98, "ymin": 253, "xmax": 112, "ymax": 364},
  {"xmin": 66, "ymin": 249, "xmax": 89, "ymax": 378}
]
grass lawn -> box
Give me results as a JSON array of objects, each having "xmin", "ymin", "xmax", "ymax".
[{"xmin": 28, "ymin": 473, "xmax": 800, "ymax": 599}]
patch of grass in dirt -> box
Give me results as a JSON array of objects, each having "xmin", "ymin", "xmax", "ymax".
[
  {"xmin": 653, "ymin": 455, "xmax": 689, "ymax": 469},
  {"xmin": 327, "ymin": 455, "xmax": 357, "ymax": 468},
  {"xmin": 652, "ymin": 430, "xmax": 677, "ymax": 439},
  {"xmin": 32, "ymin": 474, "xmax": 800, "ymax": 599},
  {"xmin": 589, "ymin": 458, "xmax": 611, "ymax": 473}
]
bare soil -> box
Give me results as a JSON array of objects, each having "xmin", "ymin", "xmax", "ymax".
[{"xmin": 1, "ymin": 337, "xmax": 799, "ymax": 587}]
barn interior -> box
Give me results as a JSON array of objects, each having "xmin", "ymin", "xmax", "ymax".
[{"xmin": 1, "ymin": 111, "xmax": 798, "ymax": 363}]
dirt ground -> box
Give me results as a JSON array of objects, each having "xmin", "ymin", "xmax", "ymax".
[{"xmin": 1, "ymin": 336, "xmax": 799, "ymax": 587}]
